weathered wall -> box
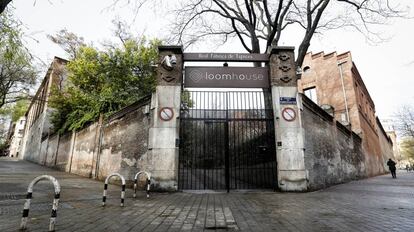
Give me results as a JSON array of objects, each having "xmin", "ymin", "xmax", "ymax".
[
  {"xmin": 302, "ymin": 95, "xmax": 366, "ymax": 190},
  {"xmin": 55, "ymin": 132, "xmax": 73, "ymax": 171},
  {"xmin": 39, "ymin": 138, "xmax": 48, "ymax": 165},
  {"xmin": 70, "ymin": 122, "xmax": 98, "ymax": 178},
  {"xmin": 22, "ymin": 97, "xmax": 152, "ymax": 187},
  {"xmin": 358, "ymin": 111, "xmax": 383, "ymax": 176},
  {"xmin": 98, "ymin": 101, "xmax": 151, "ymax": 184},
  {"xmin": 300, "ymin": 52, "xmax": 384, "ymax": 177},
  {"xmin": 45, "ymin": 134, "xmax": 59, "ymax": 166}
]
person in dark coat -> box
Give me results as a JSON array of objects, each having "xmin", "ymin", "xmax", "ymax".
[{"xmin": 387, "ymin": 159, "xmax": 397, "ymax": 178}]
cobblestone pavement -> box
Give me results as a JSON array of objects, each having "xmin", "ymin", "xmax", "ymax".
[{"xmin": 1, "ymin": 158, "xmax": 414, "ymax": 232}]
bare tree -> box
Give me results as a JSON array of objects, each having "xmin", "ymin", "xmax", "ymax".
[
  {"xmin": 395, "ymin": 105, "xmax": 414, "ymax": 159},
  {"xmin": 395, "ymin": 105, "xmax": 414, "ymax": 138},
  {"xmin": 0, "ymin": 0, "xmax": 12, "ymax": 15},
  {"xmin": 47, "ymin": 29, "xmax": 86, "ymax": 59},
  {"xmin": 114, "ymin": 0, "xmax": 408, "ymax": 67}
]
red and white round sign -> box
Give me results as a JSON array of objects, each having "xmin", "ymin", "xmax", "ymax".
[
  {"xmin": 159, "ymin": 107, "xmax": 174, "ymax": 121},
  {"xmin": 281, "ymin": 107, "xmax": 296, "ymax": 122}
]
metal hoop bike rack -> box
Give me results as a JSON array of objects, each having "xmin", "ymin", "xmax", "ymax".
[
  {"xmin": 102, "ymin": 173, "xmax": 126, "ymax": 207},
  {"xmin": 133, "ymin": 171, "xmax": 151, "ymax": 198},
  {"xmin": 20, "ymin": 175, "xmax": 61, "ymax": 232}
]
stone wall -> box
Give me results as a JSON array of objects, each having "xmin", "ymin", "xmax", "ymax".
[
  {"xmin": 302, "ymin": 94, "xmax": 366, "ymax": 190},
  {"xmin": 45, "ymin": 134, "xmax": 59, "ymax": 166},
  {"xmin": 98, "ymin": 100, "xmax": 151, "ymax": 184},
  {"xmin": 22, "ymin": 97, "xmax": 152, "ymax": 186},
  {"xmin": 55, "ymin": 132, "xmax": 73, "ymax": 171},
  {"xmin": 70, "ymin": 122, "xmax": 98, "ymax": 178}
]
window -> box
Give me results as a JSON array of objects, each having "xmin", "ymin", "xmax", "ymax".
[
  {"xmin": 304, "ymin": 87, "xmax": 318, "ymax": 104},
  {"xmin": 341, "ymin": 113, "xmax": 347, "ymax": 122},
  {"xmin": 303, "ymin": 66, "xmax": 311, "ymax": 73}
]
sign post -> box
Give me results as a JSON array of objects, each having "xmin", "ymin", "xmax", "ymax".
[{"xmin": 183, "ymin": 53, "xmax": 269, "ymax": 62}]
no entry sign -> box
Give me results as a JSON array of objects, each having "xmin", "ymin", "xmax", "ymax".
[
  {"xmin": 281, "ymin": 107, "xmax": 296, "ymax": 122},
  {"xmin": 159, "ymin": 107, "xmax": 174, "ymax": 121}
]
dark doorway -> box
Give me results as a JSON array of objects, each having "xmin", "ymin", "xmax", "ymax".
[{"xmin": 178, "ymin": 90, "xmax": 277, "ymax": 191}]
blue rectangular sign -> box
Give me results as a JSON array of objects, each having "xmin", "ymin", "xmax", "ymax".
[{"xmin": 279, "ymin": 97, "xmax": 297, "ymax": 105}]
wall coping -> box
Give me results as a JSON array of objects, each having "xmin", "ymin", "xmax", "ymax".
[
  {"xmin": 300, "ymin": 93, "xmax": 334, "ymax": 122},
  {"xmin": 301, "ymin": 93, "xmax": 363, "ymax": 143},
  {"xmin": 158, "ymin": 46, "xmax": 183, "ymax": 54},
  {"xmin": 376, "ymin": 117, "xmax": 393, "ymax": 145},
  {"xmin": 352, "ymin": 131, "xmax": 362, "ymax": 143},
  {"xmin": 336, "ymin": 121, "xmax": 352, "ymax": 136},
  {"xmin": 270, "ymin": 46, "xmax": 295, "ymax": 54},
  {"xmin": 107, "ymin": 95, "xmax": 152, "ymax": 122}
]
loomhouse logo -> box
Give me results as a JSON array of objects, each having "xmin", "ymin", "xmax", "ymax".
[{"xmin": 189, "ymin": 70, "xmax": 204, "ymax": 83}]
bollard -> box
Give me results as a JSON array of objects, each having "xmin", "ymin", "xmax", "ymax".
[
  {"xmin": 102, "ymin": 173, "xmax": 126, "ymax": 207},
  {"xmin": 20, "ymin": 175, "xmax": 61, "ymax": 232},
  {"xmin": 133, "ymin": 171, "xmax": 151, "ymax": 198}
]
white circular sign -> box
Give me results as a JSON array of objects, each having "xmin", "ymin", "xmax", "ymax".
[
  {"xmin": 281, "ymin": 107, "xmax": 296, "ymax": 122},
  {"xmin": 159, "ymin": 107, "xmax": 174, "ymax": 121}
]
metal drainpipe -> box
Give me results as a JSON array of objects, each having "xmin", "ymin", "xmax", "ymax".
[{"xmin": 338, "ymin": 61, "xmax": 350, "ymax": 124}]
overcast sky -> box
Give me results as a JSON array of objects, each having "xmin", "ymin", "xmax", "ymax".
[{"xmin": 11, "ymin": 0, "xmax": 414, "ymax": 120}]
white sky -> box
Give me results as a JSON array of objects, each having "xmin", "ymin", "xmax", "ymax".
[{"xmin": 10, "ymin": 0, "xmax": 414, "ymax": 119}]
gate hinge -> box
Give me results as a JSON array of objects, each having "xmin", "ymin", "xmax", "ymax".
[{"xmin": 175, "ymin": 138, "xmax": 180, "ymax": 148}]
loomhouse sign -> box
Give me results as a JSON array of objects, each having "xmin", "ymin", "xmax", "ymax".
[{"xmin": 184, "ymin": 66, "xmax": 269, "ymax": 88}]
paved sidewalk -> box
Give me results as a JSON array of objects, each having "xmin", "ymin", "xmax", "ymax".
[{"xmin": 1, "ymin": 158, "xmax": 414, "ymax": 231}]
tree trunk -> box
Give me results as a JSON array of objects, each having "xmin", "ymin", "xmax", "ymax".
[{"xmin": 0, "ymin": 0, "xmax": 12, "ymax": 15}]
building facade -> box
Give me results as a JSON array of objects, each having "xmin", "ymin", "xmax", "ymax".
[
  {"xmin": 381, "ymin": 119, "xmax": 402, "ymax": 166},
  {"xmin": 299, "ymin": 51, "xmax": 394, "ymax": 176},
  {"xmin": 20, "ymin": 57, "xmax": 68, "ymax": 162},
  {"xmin": 7, "ymin": 116, "xmax": 26, "ymax": 158}
]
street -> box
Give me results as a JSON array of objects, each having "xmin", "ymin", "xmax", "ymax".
[{"xmin": 0, "ymin": 157, "xmax": 413, "ymax": 231}]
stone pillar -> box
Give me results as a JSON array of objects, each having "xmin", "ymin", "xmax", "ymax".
[
  {"xmin": 147, "ymin": 46, "xmax": 183, "ymax": 191},
  {"xmin": 270, "ymin": 46, "xmax": 307, "ymax": 191}
]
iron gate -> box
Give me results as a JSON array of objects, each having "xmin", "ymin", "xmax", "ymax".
[{"xmin": 178, "ymin": 90, "xmax": 277, "ymax": 191}]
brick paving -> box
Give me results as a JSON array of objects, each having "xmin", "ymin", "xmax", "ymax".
[{"xmin": 0, "ymin": 157, "xmax": 414, "ymax": 231}]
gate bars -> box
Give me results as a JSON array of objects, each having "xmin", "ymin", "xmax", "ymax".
[
  {"xmin": 20, "ymin": 175, "xmax": 61, "ymax": 232},
  {"xmin": 178, "ymin": 90, "xmax": 277, "ymax": 191}
]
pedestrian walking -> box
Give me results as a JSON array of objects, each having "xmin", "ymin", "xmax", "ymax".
[
  {"xmin": 387, "ymin": 159, "xmax": 397, "ymax": 178},
  {"xmin": 406, "ymin": 164, "xmax": 410, "ymax": 172}
]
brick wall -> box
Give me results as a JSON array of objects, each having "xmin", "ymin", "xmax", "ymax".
[{"xmin": 300, "ymin": 51, "xmax": 385, "ymax": 177}]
